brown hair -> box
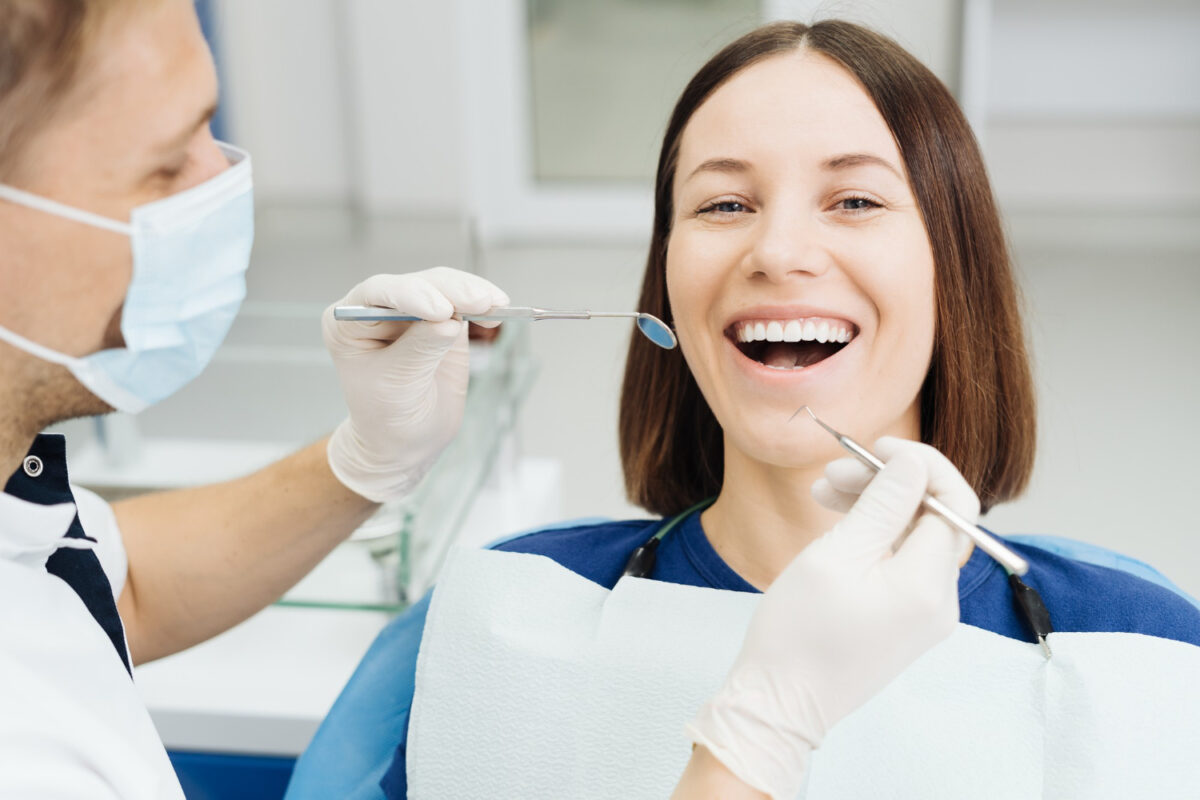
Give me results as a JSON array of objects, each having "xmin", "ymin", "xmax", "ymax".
[
  {"xmin": 619, "ymin": 20, "xmax": 1036, "ymax": 516},
  {"xmin": 0, "ymin": 0, "xmax": 117, "ymax": 180}
]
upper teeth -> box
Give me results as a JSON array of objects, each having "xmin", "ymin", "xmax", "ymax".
[{"xmin": 734, "ymin": 318, "xmax": 855, "ymax": 344}]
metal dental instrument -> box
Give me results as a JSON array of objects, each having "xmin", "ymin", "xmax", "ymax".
[
  {"xmin": 333, "ymin": 305, "xmax": 678, "ymax": 350},
  {"xmin": 794, "ymin": 405, "xmax": 1031, "ymax": 577},
  {"xmin": 797, "ymin": 406, "xmax": 1053, "ymax": 658}
]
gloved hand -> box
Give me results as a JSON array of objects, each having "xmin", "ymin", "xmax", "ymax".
[
  {"xmin": 686, "ymin": 438, "xmax": 977, "ymax": 800},
  {"xmin": 323, "ymin": 268, "xmax": 510, "ymax": 503}
]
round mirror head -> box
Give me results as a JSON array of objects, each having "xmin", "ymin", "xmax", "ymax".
[{"xmin": 636, "ymin": 313, "xmax": 678, "ymax": 350}]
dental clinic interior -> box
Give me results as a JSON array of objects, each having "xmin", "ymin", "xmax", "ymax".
[{"xmin": 49, "ymin": 1, "xmax": 1200, "ymax": 797}]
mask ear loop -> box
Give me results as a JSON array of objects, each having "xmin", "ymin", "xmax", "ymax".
[
  {"xmin": 0, "ymin": 322, "xmax": 80, "ymax": 368},
  {"xmin": 0, "ymin": 184, "xmax": 134, "ymax": 362},
  {"xmin": 0, "ymin": 184, "xmax": 133, "ymax": 235}
]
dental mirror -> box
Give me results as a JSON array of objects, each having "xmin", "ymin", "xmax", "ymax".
[
  {"xmin": 636, "ymin": 313, "xmax": 678, "ymax": 349},
  {"xmin": 334, "ymin": 305, "xmax": 679, "ymax": 350}
]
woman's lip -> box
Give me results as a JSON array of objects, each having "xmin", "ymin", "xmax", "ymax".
[{"xmin": 724, "ymin": 332, "xmax": 856, "ymax": 382}]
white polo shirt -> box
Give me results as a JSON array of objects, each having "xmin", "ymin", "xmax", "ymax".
[{"xmin": 0, "ymin": 434, "xmax": 184, "ymax": 799}]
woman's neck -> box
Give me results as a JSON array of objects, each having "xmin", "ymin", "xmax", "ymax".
[
  {"xmin": 701, "ymin": 448, "xmax": 844, "ymax": 590},
  {"xmin": 701, "ymin": 406, "xmax": 929, "ymax": 590}
]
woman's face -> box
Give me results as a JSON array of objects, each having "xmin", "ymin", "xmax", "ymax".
[{"xmin": 666, "ymin": 49, "xmax": 936, "ymax": 469}]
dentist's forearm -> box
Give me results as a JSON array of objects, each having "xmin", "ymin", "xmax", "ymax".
[
  {"xmin": 114, "ymin": 436, "xmax": 379, "ymax": 664},
  {"xmin": 672, "ymin": 746, "xmax": 771, "ymax": 800}
]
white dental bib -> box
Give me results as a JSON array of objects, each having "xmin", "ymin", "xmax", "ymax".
[{"xmin": 407, "ymin": 547, "xmax": 1200, "ymax": 798}]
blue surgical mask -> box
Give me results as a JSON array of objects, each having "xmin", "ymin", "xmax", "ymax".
[{"xmin": 0, "ymin": 142, "xmax": 254, "ymax": 413}]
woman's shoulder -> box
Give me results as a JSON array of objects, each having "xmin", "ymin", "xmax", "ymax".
[
  {"xmin": 490, "ymin": 517, "xmax": 662, "ymax": 589},
  {"xmin": 1007, "ymin": 536, "xmax": 1200, "ymax": 648}
]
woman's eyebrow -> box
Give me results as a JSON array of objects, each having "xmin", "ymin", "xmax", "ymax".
[
  {"xmin": 685, "ymin": 153, "xmax": 904, "ymax": 184},
  {"xmin": 683, "ymin": 157, "xmax": 750, "ymax": 182},
  {"xmin": 822, "ymin": 152, "xmax": 904, "ymax": 179}
]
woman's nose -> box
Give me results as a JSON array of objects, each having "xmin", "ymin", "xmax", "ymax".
[{"xmin": 742, "ymin": 208, "xmax": 833, "ymax": 282}]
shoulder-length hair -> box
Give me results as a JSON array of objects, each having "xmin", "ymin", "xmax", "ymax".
[{"xmin": 619, "ymin": 19, "xmax": 1036, "ymax": 516}]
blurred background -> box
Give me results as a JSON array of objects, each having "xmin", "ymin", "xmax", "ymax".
[{"xmin": 61, "ymin": 0, "xmax": 1200, "ymax": 600}]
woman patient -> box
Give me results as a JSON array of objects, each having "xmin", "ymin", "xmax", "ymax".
[{"xmin": 294, "ymin": 19, "xmax": 1200, "ymax": 799}]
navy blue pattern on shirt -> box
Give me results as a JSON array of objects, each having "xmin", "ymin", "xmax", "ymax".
[{"xmin": 3, "ymin": 434, "xmax": 131, "ymax": 674}]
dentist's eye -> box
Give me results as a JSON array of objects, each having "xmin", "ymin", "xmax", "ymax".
[{"xmin": 148, "ymin": 157, "xmax": 190, "ymax": 188}]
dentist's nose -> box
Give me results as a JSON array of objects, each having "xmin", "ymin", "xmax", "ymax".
[{"xmin": 743, "ymin": 208, "xmax": 833, "ymax": 282}]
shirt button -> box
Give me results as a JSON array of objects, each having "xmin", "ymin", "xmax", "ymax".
[{"xmin": 22, "ymin": 456, "xmax": 43, "ymax": 478}]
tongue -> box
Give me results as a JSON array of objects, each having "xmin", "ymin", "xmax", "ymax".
[
  {"xmin": 761, "ymin": 341, "xmax": 834, "ymax": 369},
  {"xmin": 762, "ymin": 342, "xmax": 800, "ymax": 368}
]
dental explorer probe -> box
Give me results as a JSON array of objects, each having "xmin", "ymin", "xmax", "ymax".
[
  {"xmin": 796, "ymin": 406, "xmax": 1054, "ymax": 657},
  {"xmin": 793, "ymin": 406, "xmax": 1030, "ymax": 577}
]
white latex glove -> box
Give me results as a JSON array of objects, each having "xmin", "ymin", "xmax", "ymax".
[
  {"xmin": 323, "ymin": 268, "xmax": 510, "ymax": 503},
  {"xmin": 686, "ymin": 437, "xmax": 977, "ymax": 800}
]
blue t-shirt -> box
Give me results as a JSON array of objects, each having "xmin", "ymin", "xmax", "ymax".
[{"xmin": 378, "ymin": 513, "xmax": 1200, "ymax": 798}]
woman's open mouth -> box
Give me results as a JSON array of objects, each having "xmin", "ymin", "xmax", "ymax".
[{"xmin": 727, "ymin": 317, "xmax": 857, "ymax": 370}]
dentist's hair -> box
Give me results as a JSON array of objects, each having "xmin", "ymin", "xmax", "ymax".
[
  {"xmin": 620, "ymin": 19, "xmax": 1036, "ymax": 516},
  {"xmin": 0, "ymin": 0, "xmax": 122, "ymax": 181}
]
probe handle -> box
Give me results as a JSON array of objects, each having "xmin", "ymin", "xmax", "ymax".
[
  {"xmin": 838, "ymin": 435, "xmax": 1030, "ymax": 576},
  {"xmin": 333, "ymin": 305, "xmax": 542, "ymax": 322}
]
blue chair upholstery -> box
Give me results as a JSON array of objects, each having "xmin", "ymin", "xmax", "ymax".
[{"xmin": 1005, "ymin": 534, "xmax": 1200, "ymax": 611}]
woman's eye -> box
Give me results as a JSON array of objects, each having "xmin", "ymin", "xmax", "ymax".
[
  {"xmin": 836, "ymin": 196, "xmax": 882, "ymax": 212},
  {"xmin": 698, "ymin": 200, "xmax": 748, "ymax": 215}
]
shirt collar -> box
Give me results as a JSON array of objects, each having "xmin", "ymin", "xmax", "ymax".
[
  {"xmin": 5, "ymin": 433, "xmax": 74, "ymax": 506},
  {"xmin": 1, "ymin": 433, "xmax": 81, "ymax": 569}
]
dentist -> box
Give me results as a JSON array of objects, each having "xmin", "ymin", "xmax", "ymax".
[
  {"xmin": 0, "ymin": 3, "xmax": 969, "ymax": 799},
  {"xmin": 0, "ymin": 2, "xmax": 505, "ymax": 796}
]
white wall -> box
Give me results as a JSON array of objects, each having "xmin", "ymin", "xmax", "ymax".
[
  {"xmin": 975, "ymin": 0, "xmax": 1200, "ymax": 213},
  {"xmin": 341, "ymin": 0, "xmax": 467, "ymax": 214},
  {"xmin": 213, "ymin": 0, "xmax": 352, "ymax": 203},
  {"xmin": 213, "ymin": 0, "xmax": 467, "ymax": 214}
]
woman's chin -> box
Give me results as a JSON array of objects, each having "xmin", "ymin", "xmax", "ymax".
[{"xmin": 722, "ymin": 425, "xmax": 848, "ymax": 475}]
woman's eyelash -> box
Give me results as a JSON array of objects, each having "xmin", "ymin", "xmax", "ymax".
[
  {"xmin": 836, "ymin": 195, "xmax": 883, "ymax": 211},
  {"xmin": 697, "ymin": 200, "xmax": 749, "ymax": 215},
  {"xmin": 694, "ymin": 196, "xmax": 884, "ymax": 215}
]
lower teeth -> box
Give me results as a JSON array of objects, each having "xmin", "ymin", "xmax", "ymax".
[{"xmin": 765, "ymin": 364, "xmax": 804, "ymax": 371}]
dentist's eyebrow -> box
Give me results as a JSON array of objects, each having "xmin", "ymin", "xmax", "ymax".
[
  {"xmin": 822, "ymin": 153, "xmax": 904, "ymax": 180},
  {"xmin": 684, "ymin": 157, "xmax": 751, "ymax": 182},
  {"xmin": 155, "ymin": 101, "xmax": 219, "ymax": 153}
]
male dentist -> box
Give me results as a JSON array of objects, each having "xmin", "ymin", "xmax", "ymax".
[{"xmin": 0, "ymin": 1, "xmax": 504, "ymax": 795}]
